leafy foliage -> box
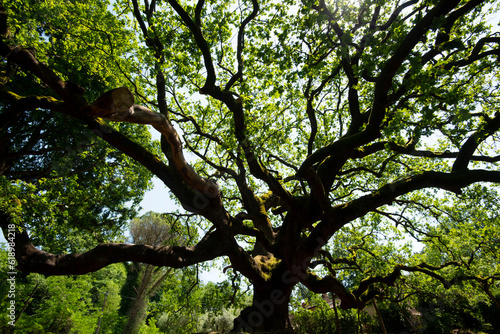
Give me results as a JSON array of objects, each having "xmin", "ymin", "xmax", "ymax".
[
  {"xmin": 1, "ymin": 0, "xmax": 157, "ymax": 251},
  {"xmin": 0, "ymin": 245, "xmax": 126, "ymax": 333}
]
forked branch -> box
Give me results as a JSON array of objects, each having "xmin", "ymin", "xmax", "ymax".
[{"xmin": 87, "ymin": 87, "xmax": 220, "ymax": 199}]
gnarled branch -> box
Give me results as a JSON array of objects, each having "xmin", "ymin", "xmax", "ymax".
[{"xmin": 0, "ymin": 211, "xmax": 229, "ymax": 276}]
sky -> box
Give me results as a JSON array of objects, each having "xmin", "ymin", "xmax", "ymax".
[
  {"xmin": 138, "ymin": 175, "xmax": 225, "ymax": 283},
  {"xmin": 139, "ymin": 128, "xmax": 226, "ymax": 283}
]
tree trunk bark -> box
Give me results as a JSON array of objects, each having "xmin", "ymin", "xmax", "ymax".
[
  {"xmin": 372, "ymin": 298, "xmax": 387, "ymax": 334},
  {"xmin": 14, "ymin": 283, "xmax": 38, "ymax": 325},
  {"xmin": 483, "ymin": 282, "xmax": 500, "ymax": 315},
  {"xmin": 232, "ymin": 280, "xmax": 294, "ymax": 333},
  {"xmin": 396, "ymin": 301, "xmax": 417, "ymax": 334},
  {"xmin": 95, "ymin": 290, "xmax": 109, "ymax": 334},
  {"xmin": 332, "ymin": 294, "xmax": 342, "ymax": 334},
  {"xmin": 121, "ymin": 294, "xmax": 148, "ymax": 334}
]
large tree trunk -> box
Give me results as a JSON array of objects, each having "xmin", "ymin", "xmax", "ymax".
[{"xmin": 232, "ymin": 279, "xmax": 294, "ymax": 333}]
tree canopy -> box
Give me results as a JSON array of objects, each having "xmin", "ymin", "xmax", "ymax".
[{"xmin": 1, "ymin": 0, "xmax": 500, "ymax": 332}]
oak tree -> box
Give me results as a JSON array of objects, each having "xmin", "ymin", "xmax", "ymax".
[{"xmin": 1, "ymin": 0, "xmax": 500, "ymax": 332}]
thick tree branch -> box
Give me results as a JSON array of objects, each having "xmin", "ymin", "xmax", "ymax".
[
  {"xmin": 368, "ymin": 0, "xmax": 461, "ymax": 132},
  {"xmin": 0, "ymin": 91, "xmax": 65, "ymax": 129},
  {"xmin": 0, "ymin": 39, "xmax": 86, "ymax": 112},
  {"xmin": 351, "ymin": 140, "xmax": 500, "ymax": 164},
  {"xmin": 301, "ymin": 272, "xmax": 360, "ymax": 309},
  {"xmin": 303, "ymin": 259, "xmax": 461, "ymax": 309},
  {"xmin": 353, "ymin": 261, "xmax": 464, "ymax": 305},
  {"xmin": 338, "ymin": 169, "xmax": 500, "ymax": 218},
  {"xmin": 87, "ymin": 87, "xmax": 220, "ymax": 200},
  {"xmin": 0, "ymin": 35, "xmax": 217, "ymax": 216},
  {"xmin": 300, "ymin": 0, "xmax": 466, "ymax": 178},
  {"xmin": 214, "ymin": 91, "xmax": 295, "ymax": 211},
  {"xmin": 305, "ymin": 95, "xmax": 318, "ymax": 156},
  {"xmin": 376, "ymin": 0, "xmax": 419, "ymax": 31},
  {"xmin": 297, "ymin": 129, "xmax": 375, "ymax": 176},
  {"xmin": 131, "ymin": 0, "xmax": 150, "ymax": 40},
  {"xmin": 453, "ymin": 111, "xmax": 500, "ymax": 171},
  {"xmin": 302, "ymin": 65, "xmax": 342, "ymax": 156},
  {"xmin": 194, "ymin": 0, "xmax": 205, "ymax": 26},
  {"xmin": 0, "ymin": 211, "xmax": 229, "ymax": 276},
  {"xmin": 306, "ymin": 169, "xmax": 500, "ymax": 255},
  {"xmin": 313, "ymin": 3, "xmax": 362, "ymax": 134},
  {"xmin": 444, "ymin": 37, "xmax": 500, "ymax": 69}
]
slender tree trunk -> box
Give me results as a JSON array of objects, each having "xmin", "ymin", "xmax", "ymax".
[
  {"xmin": 372, "ymin": 298, "xmax": 387, "ymax": 334},
  {"xmin": 122, "ymin": 266, "xmax": 151, "ymax": 334},
  {"xmin": 396, "ymin": 301, "xmax": 418, "ymax": 334},
  {"xmin": 14, "ymin": 283, "xmax": 38, "ymax": 325},
  {"xmin": 121, "ymin": 264, "xmax": 172, "ymax": 334},
  {"xmin": 357, "ymin": 309, "xmax": 363, "ymax": 334},
  {"xmin": 95, "ymin": 290, "xmax": 109, "ymax": 334},
  {"xmin": 332, "ymin": 294, "xmax": 342, "ymax": 334},
  {"xmin": 121, "ymin": 294, "xmax": 148, "ymax": 334}
]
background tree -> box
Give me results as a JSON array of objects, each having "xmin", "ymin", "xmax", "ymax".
[
  {"xmin": 119, "ymin": 211, "xmax": 194, "ymax": 334},
  {"xmin": 393, "ymin": 184, "xmax": 500, "ymax": 332},
  {"xmin": 0, "ymin": 245, "xmax": 126, "ymax": 334},
  {"xmin": 1, "ymin": 0, "xmax": 500, "ymax": 332}
]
